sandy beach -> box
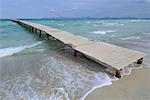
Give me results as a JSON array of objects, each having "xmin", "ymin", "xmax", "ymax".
[{"xmin": 85, "ymin": 67, "xmax": 150, "ymax": 100}]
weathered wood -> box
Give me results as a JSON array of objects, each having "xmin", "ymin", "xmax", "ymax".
[{"xmin": 12, "ymin": 19, "xmax": 146, "ymax": 78}]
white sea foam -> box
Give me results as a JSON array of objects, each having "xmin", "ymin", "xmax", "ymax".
[
  {"xmin": 120, "ymin": 36, "xmax": 140, "ymax": 40},
  {"xmin": 0, "ymin": 56, "xmax": 113, "ymax": 100},
  {"xmin": 57, "ymin": 24, "xmax": 65, "ymax": 26},
  {"xmin": 0, "ymin": 41, "xmax": 43, "ymax": 58},
  {"xmin": 0, "ymin": 74, "xmax": 70, "ymax": 100},
  {"xmin": 39, "ymin": 57, "xmax": 113, "ymax": 100},
  {"xmin": 87, "ymin": 21, "xmax": 92, "ymax": 24},
  {"xmin": 91, "ymin": 30, "xmax": 116, "ymax": 35},
  {"xmin": 81, "ymin": 73, "xmax": 112, "ymax": 100},
  {"xmin": 129, "ymin": 20, "xmax": 143, "ymax": 22},
  {"xmin": 102, "ymin": 23, "xmax": 124, "ymax": 26}
]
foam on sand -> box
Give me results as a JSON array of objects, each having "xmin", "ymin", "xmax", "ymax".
[
  {"xmin": 0, "ymin": 41, "xmax": 43, "ymax": 58},
  {"xmin": 81, "ymin": 73, "xmax": 112, "ymax": 100},
  {"xmin": 0, "ymin": 56, "xmax": 113, "ymax": 100}
]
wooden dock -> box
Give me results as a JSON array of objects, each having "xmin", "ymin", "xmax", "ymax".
[{"xmin": 11, "ymin": 19, "xmax": 145, "ymax": 78}]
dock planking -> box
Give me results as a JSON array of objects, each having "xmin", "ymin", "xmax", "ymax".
[{"xmin": 11, "ymin": 19, "xmax": 145, "ymax": 78}]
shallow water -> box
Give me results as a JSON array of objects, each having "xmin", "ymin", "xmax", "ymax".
[{"xmin": 0, "ymin": 19, "xmax": 150, "ymax": 100}]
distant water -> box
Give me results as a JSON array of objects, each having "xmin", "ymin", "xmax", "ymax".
[
  {"xmin": 0, "ymin": 19, "xmax": 150, "ymax": 58},
  {"xmin": 0, "ymin": 19, "xmax": 150, "ymax": 100}
]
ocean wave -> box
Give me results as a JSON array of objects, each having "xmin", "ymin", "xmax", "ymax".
[
  {"xmin": 57, "ymin": 24, "xmax": 65, "ymax": 26},
  {"xmin": 102, "ymin": 23, "xmax": 124, "ymax": 26},
  {"xmin": 120, "ymin": 36, "xmax": 140, "ymax": 40},
  {"xmin": 128, "ymin": 20, "xmax": 150, "ymax": 22},
  {"xmin": 87, "ymin": 21, "xmax": 92, "ymax": 24},
  {"xmin": 90, "ymin": 30, "xmax": 116, "ymax": 35},
  {"xmin": 93, "ymin": 24, "xmax": 99, "ymax": 27},
  {"xmin": 0, "ymin": 41, "xmax": 43, "ymax": 58}
]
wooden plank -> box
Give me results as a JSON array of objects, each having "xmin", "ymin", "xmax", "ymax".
[
  {"xmin": 12, "ymin": 19, "xmax": 146, "ymax": 78},
  {"xmin": 75, "ymin": 42, "xmax": 145, "ymax": 70}
]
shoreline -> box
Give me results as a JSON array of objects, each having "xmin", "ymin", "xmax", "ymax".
[
  {"xmin": 85, "ymin": 67, "xmax": 150, "ymax": 100},
  {"xmin": 81, "ymin": 81, "xmax": 112, "ymax": 100},
  {"xmin": 1, "ymin": 51, "xmax": 149, "ymax": 100},
  {"xmin": 0, "ymin": 51, "xmax": 113, "ymax": 100}
]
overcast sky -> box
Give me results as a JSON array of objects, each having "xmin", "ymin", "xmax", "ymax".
[{"xmin": 0, "ymin": 0, "xmax": 150, "ymax": 19}]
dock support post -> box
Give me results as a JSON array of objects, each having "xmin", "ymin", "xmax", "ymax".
[
  {"xmin": 35, "ymin": 28, "xmax": 37, "ymax": 34},
  {"xmin": 31, "ymin": 27, "xmax": 33, "ymax": 32},
  {"xmin": 32, "ymin": 27, "xmax": 34, "ymax": 33},
  {"xmin": 39, "ymin": 30, "xmax": 42, "ymax": 37},
  {"xmin": 33, "ymin": 28, "xmax": 34, "ymax": 33},
  {"xmin": 28, "ymin": 26, "xmax": 30, "ymax": 30},
  {"xmin": 74, "ymin": 50, "xmax": 77, "ymax": 56},
  {"xmin": 115, "ymin": 69, "xmax": 123, "ymax": 78},
  {"xmin": 137, "ymin": 58, "xmax": 143, "ymax": 64},
  {"xmin": 46, "ymin": 34, "xmax": 49, "ymax": 40}
]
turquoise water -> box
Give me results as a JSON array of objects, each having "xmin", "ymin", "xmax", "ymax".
[
  {"xmin": 0, "ymin": 19, "xmax": 150, "ymax": 57},
  {"xmin": 0, "ymin": 19, "xmax": 150, "ymax": 100}
]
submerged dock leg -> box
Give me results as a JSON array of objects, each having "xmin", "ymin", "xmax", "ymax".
[
  {"xmin": 74, "ymin": 50, "xmax": 77, "ymax": 56},
  {"xmin": 31, "ymin": 27, "xmax": 34, "ymax": 32},
  {"xmin": 137, "ymin": 58, "xmax": 143, "ymax": 64},
  {"xmin": 35, "ymin": 28, "xmax": 37, "ymax": 34},
  {"xmin": 115, "ymin": 69, "xmax": 123, "ymax": 78},
  {"xmin": 46, "ymin": 34, "xmax": 49, "ymax": 40},
  {"xmin": 39, "ymin": 30, "xmax": 42, "ymax": 37},
  {"xmin": 33, "ymin": 28, "xmax": 35, "ymax": 33}
]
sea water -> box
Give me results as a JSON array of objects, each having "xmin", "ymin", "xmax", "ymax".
[{"xmin": 0, "ymin": 19, "xmax": 150, "ymax": 100}]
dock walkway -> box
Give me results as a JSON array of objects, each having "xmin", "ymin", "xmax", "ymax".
[{"xmin": 12, "ymin": 19, "xmax": 145, "ymax": 78}]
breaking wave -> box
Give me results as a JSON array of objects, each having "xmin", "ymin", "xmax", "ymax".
[
  {"xmin": 102, "ymin": 23, "xmax": 124, "ymax": 26},
  {"xmin": 120, "ymin": 36, "xmax": 140, "ymax": 40},
  {"xmin": 0, "ymin": 41, "xmax": 43, "ymax": 58},
  {"xmin": 90, "ymin": 30, "xmax": 116, "ymax": 35}
]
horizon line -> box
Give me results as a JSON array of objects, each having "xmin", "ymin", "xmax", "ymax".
[{"xmin": 1, "ymin": 17, "xmax": 150, "ymax": 20}]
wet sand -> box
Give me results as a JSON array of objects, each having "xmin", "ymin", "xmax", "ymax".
[
  {"xmin": 0, "ymin": 50, "xmax": 112, "ymax": 100},
  {"xmin": 85, "ymin": 67, "xmax": 150, "ymax": 100}
]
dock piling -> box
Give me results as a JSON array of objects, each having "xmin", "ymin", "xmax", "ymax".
[
  {"xmin": 39, "ymin": 30, "xmax": 42, "ymax": 37},
  {"xmin": 46, "ymin": 34, "xmax": 49, "ymax": 40},
  {"xmin": 35, "ymin": 28, "xmax": 37, "ymax": 34},
  {"xmin": 74, "ymin": 50, "xmax": 77, "ymax": 56},
  {"xmin": 137, "ymin": 58, "xmax": 143, "ymax": 64}
]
